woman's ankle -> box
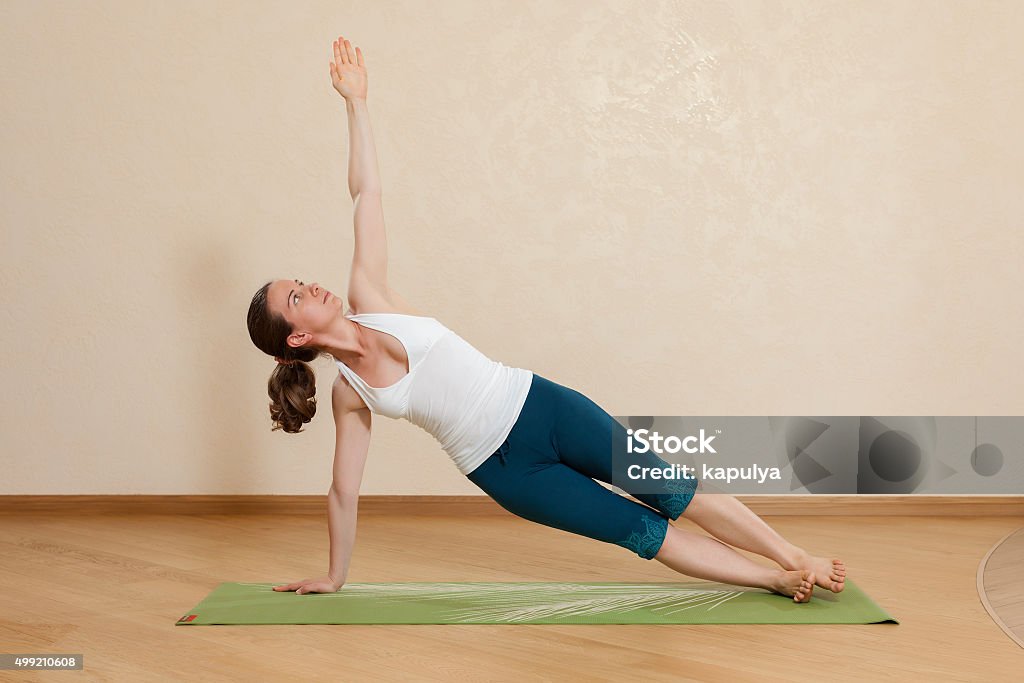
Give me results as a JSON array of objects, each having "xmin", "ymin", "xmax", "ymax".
[{"xmin": 779, "ymin": 544, "xmax": 808, "ymax": 571}]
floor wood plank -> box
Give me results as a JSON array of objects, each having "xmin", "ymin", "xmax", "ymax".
[{"xmin": 1, "ymin": 512, "xmax": 1021, "ymax": 680}]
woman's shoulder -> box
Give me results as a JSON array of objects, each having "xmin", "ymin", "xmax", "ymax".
[{"xmin": 332, "ymin": 371, "xmax": 368, "ymax": 414}]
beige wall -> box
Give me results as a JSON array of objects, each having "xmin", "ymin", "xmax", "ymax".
[{"xmin": 2, "ymin": 1, "xmax": 1021, "ymax": 495}]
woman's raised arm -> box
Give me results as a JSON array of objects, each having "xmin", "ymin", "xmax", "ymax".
[{"xmin": 331, "ymin": 35, "xmax": 387, "ymax": 289}]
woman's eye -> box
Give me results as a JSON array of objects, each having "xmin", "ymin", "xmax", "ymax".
[{"xmin": 293, "ymin": 294, "xmax": 299, "ymax": 305}]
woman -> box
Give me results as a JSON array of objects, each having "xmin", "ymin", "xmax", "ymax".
[{"xmin": 248, "ymin": 36, "xmax": 846, "ymax": 601}]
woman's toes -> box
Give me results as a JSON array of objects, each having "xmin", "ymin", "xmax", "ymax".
[
  {"xmin": 830, "ymin": 563, "xmax": 846, "ymax": 592},
  {"xmin": 796, "ymin": 571, "xmax": 815, "ymax": 602}
]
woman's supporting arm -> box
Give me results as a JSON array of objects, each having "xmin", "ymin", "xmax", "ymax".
[
  {"xmin": 327, "ymin": 486, "xmax": 359, "ymax": 585},
  {"xmin": 346, "ymin": 98, "xmax": 382, "ymax": 198},
  {"xmin": 326, "ymin": 379, "xmax": 371, "ymax": 586}
]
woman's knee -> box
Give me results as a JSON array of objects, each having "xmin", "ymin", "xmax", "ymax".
[
  {"xmin": 675, "ymin": 480, "xmax": 727, "ymax": 521},
  {"xmin": 652, "ymin": 521, "xmax": 676, "ymax": 560},
  {"xmin": 641, "ymin": 475, "xmax": 700, "ymax": 521},
  {"xmin": 675, "ymin": 489, "xmax": 700, "ymax": 520},
  {"xmin": 619, "ymin": 513, "xmax": 669, "ymax": 561},
  {"xmin": 652, "ymin": 521, "xmax": 715, "ymax": 561}
]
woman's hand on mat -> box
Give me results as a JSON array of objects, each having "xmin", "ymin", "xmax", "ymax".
[
  {"xmin": 273, "ymin": 575, "xmax": 343, "ymax": 595},
  {"xmin": 330, "ymin": 35, "xmax": 368, "ymax": 101}
]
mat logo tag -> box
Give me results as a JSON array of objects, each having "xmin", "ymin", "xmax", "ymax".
[{"xmin": 178, "ymin": 614, "xmax": 197, "ymax": 622}]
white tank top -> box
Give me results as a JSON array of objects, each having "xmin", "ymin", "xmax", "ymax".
[{"xmin": 335, "ymin": 312, "xmax": 534, "ymax": 475}]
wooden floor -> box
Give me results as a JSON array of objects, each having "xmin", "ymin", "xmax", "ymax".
[
  {"xmin": 2, "ymin": 510, "xmax": 1022, "ymax": 681},
  {"xmin": 978, "ymin": 526, "xmax": 1024, "ymax": 648}
]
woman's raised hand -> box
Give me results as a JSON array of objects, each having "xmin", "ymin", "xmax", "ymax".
[{"xmin": 330, "ymin": 35, "xmax": 368, "ymax": 101}]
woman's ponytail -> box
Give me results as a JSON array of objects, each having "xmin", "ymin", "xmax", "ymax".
[
  {"xmin": 267, "ymin": 359, "xmax": 318, "ymax": 433},
  {"xmin": 247, "ymin": 281, "xmax": 324, "ymax": 434}
]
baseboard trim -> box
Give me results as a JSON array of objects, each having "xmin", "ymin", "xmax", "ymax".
[{"xmin": 2, "ymin": 495, "xmax": 1022, "ymax": 516}]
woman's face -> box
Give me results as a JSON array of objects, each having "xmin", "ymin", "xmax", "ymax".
[{"xmin": 268, "ymin": 278, "xmax": 341, "ymax": 335}]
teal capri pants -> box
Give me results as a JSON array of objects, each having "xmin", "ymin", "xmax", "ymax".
[{"xmin": 466, "ymin": 373, "xmax": 699, "ymax": 560}]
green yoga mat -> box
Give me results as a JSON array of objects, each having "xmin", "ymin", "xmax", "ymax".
[{"xmin": 176, "ymin": 579, "xmax": 897, "ymax": 625}]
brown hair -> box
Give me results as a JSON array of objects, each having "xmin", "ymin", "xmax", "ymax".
[{"xmin": 246, "ymin": 280, "xmax": 328, "ymax": 433}]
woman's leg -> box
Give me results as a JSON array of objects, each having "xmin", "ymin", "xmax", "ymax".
[
  {"xmin": 545, "ymin": 375, "xmax": 845, "ymax": 593},
  {"xmin": 468, "ymin": 450, "xmax": 815, "ymax": 601},
  {"xmin": 548, "ymin": 379, "xmax": 701, "ymax": 522},
  {"xmin": 679, "ymin": 486, "xmax": 846, "ymax": 592},
  {"xmin": 468, "ymin": 374, "xmax": 814, "ymax": 601},
  {"xmin": 654, "ymin": 523, "xmax": 815, "ymax": 603}
]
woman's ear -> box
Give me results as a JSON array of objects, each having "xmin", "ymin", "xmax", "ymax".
[{"xmin": 287, "ymin": 331, "xmax": 313, "ymax": 350}]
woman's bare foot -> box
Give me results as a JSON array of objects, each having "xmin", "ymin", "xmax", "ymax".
[
  {"xmin": 772, "ymin": 569, "xmax": 815, "ymax": 603},
  {"xmin": 790, "ymin": 550, "xmax": 846, "ymax": 593}
]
